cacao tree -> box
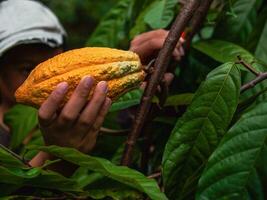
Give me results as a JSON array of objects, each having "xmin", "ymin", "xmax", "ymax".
[{"xmin": 1, "ymin": 0, "xmax": 267, "ymax": 199}]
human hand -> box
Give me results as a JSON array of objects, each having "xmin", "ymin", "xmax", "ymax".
[
  {"xmin": 38, "ymin": 76, "xmax": 111, "ymax": 153},
  {"xmin": 130, "ymin": 29, "xmax": 185, "ymax": 64}
]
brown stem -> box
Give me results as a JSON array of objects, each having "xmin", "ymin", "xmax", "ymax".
[
  {"xmin": 241, "ymin": 72, "xmax": 267, "ymax": 93},
  {"xmin": 140, "ymin": 0, "xmax": 214, "ymax": 171},
  {"xmin": 148, "ymin": 172, "xmax": 162, "ymax": 179},
  {"xmin": 237, "ymin": 55, "xmax": 260, "ymax": 76},
  {"xmin": 121, "ymin": 0, "xmax": 200, "ymax": 166},
  {"xmin": 185, "ymin": 0, "xmax": 214, "ymax": 46}
]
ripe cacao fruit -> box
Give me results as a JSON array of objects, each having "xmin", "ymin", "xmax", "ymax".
[{"xmin": 15, "ymin": 47, "xmax": 145, "ymax": 108}]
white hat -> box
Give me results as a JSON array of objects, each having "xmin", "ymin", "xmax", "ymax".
[{"xmin": 0, "ymin": 0, "xmax": 67, "ymax": 57}]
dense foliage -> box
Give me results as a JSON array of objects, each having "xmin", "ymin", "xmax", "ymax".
[{"xmin": 1, "ymin": 0, "xmax": 267, "ymax": 199}]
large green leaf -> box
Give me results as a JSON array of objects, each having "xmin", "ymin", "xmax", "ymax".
[
  {"xmin": 162, "ymin": 62, "xmax": 241, "ymax": 199},
  {"xmin": 110, "ymin": 89, "xmax": 142, "ymax": 112},
  {"xmin": 71, "ymin": 144, "xmax": 125, "ymax": 188},
  {"xmin": 214, "ymin": 0, "xmax": 262, "ymax": 45},
  {"xmin": 196, "ymin": 102, "xmax": 267, "ymax": 199},
  {"xmin": 35, "ymin": 145, "xmax": 167, "ymax": 200},
  {"xmin": 193, "ymin": 39, "xmax": 255, "ymax": 64},
  {"xmin": 144, "ymin": 0, "xmax": 178, "ymax": 29},
  {"xmin": 164, "ymin": 93, "xmax": 194, "ymax": 107},
  {"xmin": 4, "ymin": 105, "xmax": 38, "ymax": 150},
  {"xmin": 0, "ymin": 166, "xmax": 80, "ymax": 193},
  {"xmin": 255, "ymin": 18, "xmax": 267, "ymax": 64},
  {"xmin": 0, "ymin": 145, "xmax": 27, "ymax": 168},
  {"xmin": 130, "ymin": 1, "xmax": 154, "ymax": 38},
  {"xmin": 87, "ymin": 187, "xmax": 143, "ymax": 200},
  {"xmin": 86, "ymin": 0, "xmax": 134, "ymax": 47}
]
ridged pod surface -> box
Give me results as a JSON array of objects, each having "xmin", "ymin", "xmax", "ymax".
[{"xmin": 15, "ymin": 47, "xmax": 145, "ymax": 108}]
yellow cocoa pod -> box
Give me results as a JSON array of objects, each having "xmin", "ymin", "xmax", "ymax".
[{"xmin": 15, "ymin": 47, "xmax": 145, "ymax": 108}]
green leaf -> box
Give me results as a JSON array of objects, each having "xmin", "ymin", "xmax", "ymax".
[
  {"xmin": 0, "ymin": 145, "xmax": 27, "ymax": 168},
  {"xmin": 86, "ymin": 183, "xmax": 143, "ymax": 200},
  {"xmin": 196, "ymin": 102, "xmax": 267, "ymax": 199},
  {"xmin": 0, "ymin": 166, "xmax": 80, "ymax": 192},
  {"xmin": 35, "ymin": 145, "xmax": 168, "ymax": 200},
  {"xmin": 110, "ymin": 89, "xmax": 142, "ymax": 112},
  {"xmin": 214, "ymin": 0, "xmax": 262, "ymax": 45},
  {"xmin": 4, "ymin": 105, "xmax": 38, "ymax": 150},
  {"xmin": 162, "ymin": 62, "xmax": 241, "ymax": 199},
  {"xmin": 144, "ymin": 0, "xmax": 178, "ymax": 29},
  {"xmin": 164, "ymin": 93, "xmax": 194, "ymax": 107},
  {"xmin": 72, "ymin": 144, "xmax": 125, "ymax": 188},
  {"xmin": 255, "ymin": 18, "xmax": 267, "ymax": 64},
  {"xmin": 130, "ymin": 1, "xmax": 154, "ymax": 38},
  {"xmin": 193, "ymin": 39, "xmax": 255, "ymax": 64},
  {"xmin": 86, "ymin": 0, "xmax": 134, "ymax": 47}
]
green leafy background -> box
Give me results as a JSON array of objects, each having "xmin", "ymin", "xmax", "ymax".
[{"xmin": 1, "ymin": 0, "xmax": 267, "ymax": 199}]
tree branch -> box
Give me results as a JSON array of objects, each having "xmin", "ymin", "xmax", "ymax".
[
  {"xmin": 185, "ymin": 0, "xmax": 214, "ymax": 45},
  {"xmin": 121, "ymin": 0, "xmax": 200, "ymax": 166},
  {"xmin": 139, "ymin": 0, "xmax": 214, "ymax": 172},
  {"xmin": 237, "ymin": 55, "xmax": 260, "ymax": 76},
  {"xmin": 241, "ymin": 72, "xmax": 267, "ymax": 93}
]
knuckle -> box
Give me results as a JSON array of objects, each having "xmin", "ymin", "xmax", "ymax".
[
  {"xmin": 157, "ymin": 29, "xmax": 167, "ymax": 36},
  {"xmin": 60, "ymin": 112, "xmax": 75, "ymax": 123},
  {"xmin": 149, "ymin": 38, "xmax": 161, "ymax": 48},
  {"xmin": 78, "ymin": 119, "xmax": 93, "ymax": 128}
]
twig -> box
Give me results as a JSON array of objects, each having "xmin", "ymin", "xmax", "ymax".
[
  {"xmin": 185, "ymin": 0, "xmax": 214, "ymax": 46},
  {"xmin": 121, "ymin": 0, "xmax": 200, "ymax": 166},
  {"xmin": 100, "ymin": 127, "xmax": 129, "ymax": 136},
  {"xmin": 241, "ymin": 72, "xmax": 267, "ymax": 93},
  {"xmin": 148, "ymin": 172, "xmax": 162, "ymax": 179},
  {"xmin": 0, "ymin": 144, "xmax": 31, "ymax": 167},
  {"xmin": 237, "ymin": 55, "xmax": 260, "ymax": 76}
]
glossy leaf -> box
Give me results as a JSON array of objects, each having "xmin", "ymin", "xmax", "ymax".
[
  {"xmin": 162, "ymin": 62, "xmax": 241, "ymax": 199},
  {"xmin": 35, "ymin": 145, "xmax": 168, "ymax": 200},
  {"xmin": 0, "ymin": 145, "xmax": 27, "ymax": 168},
  {"xmin": 144, "ymin": 0, "xmax": 178, "ymax": 29},
  {"xmin": 193, "ymin": 39, "xmax": 255, "ymax": 64},
  {"xmin": 72, "ymin": 145, "xmax": 125, "ymax": 188},
  {"xmin": 4, "ymin": 105, "xmax": 38, "ymax": 150},
  {"xmin": 0, "ymin": 166, "xmax": 80, "ymax": 192},
  {"xmin": 214, "ymin": 0, "xmax": 262, "ymax": 45},
  {"xmin": 130, "ymin": 1, "xmax": 154, "ymax": 38},
  {"xmin": 164, "ymin": 93, "xmax": 194, "ymax": 107},
  {"xmin": 110, "ymin": 89, "xmax": 142, "ymax": 112},
  {"xmin": 86, "ymin": 181, "xmax": 143, "ymax": 200},
  {"xmin": 255, "ymin": 18, "xmax": 267, "ymax": 64},
  {"xmin": 197, "ymin": 102, "xmax": 267, "ymax": 199},
  {"xmin": 86, "ymin": 0, "xmax": 134, "ymax": 47}
]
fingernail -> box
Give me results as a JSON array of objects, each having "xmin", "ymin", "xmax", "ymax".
[
  {"xmin": 83, "ymin": 76, "xmax": 93, "ymax": 88},
  {"xmin": 57, "ymin": 82, "xmax": 68, "ymax": 94},
  {"xmin": 98, "ymin": 81, "xmax": 108, "ymax": 93}
]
